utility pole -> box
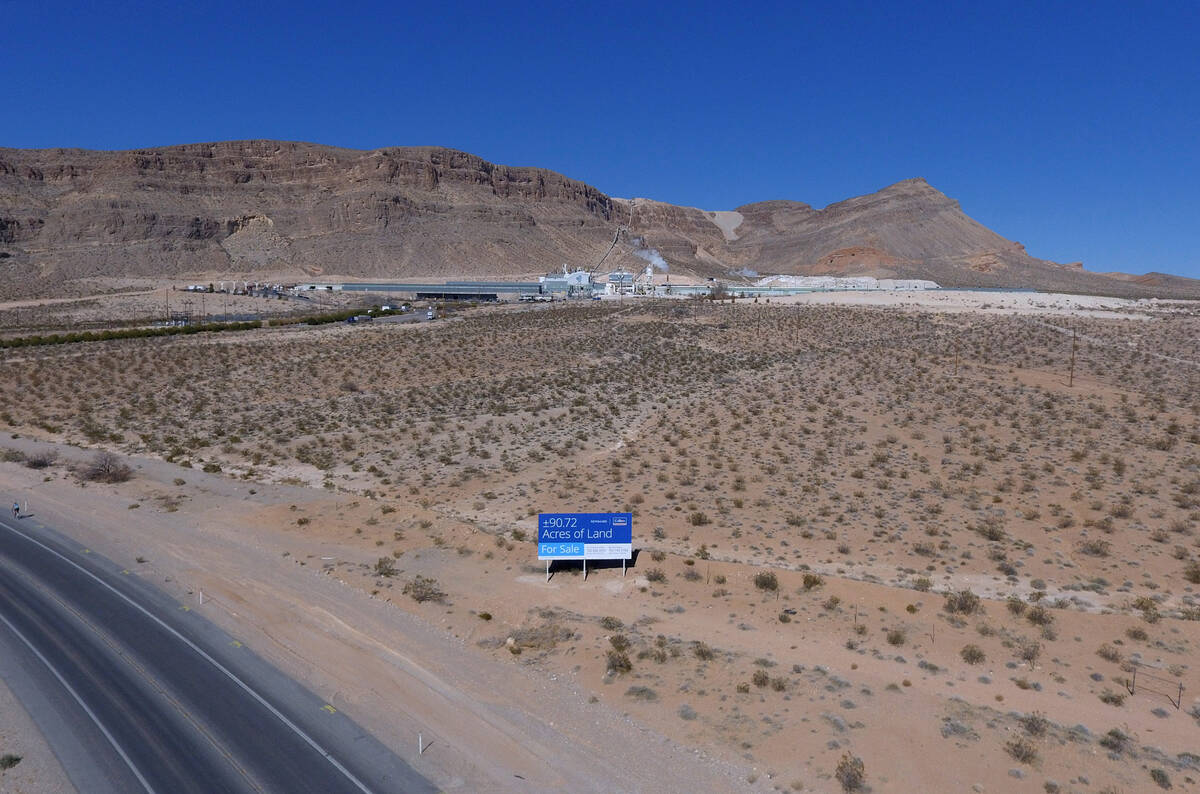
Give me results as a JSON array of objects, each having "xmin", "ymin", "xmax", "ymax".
[{"xmin": 1068, "ymin": 327, "xmax": 1077, "ymax": 388}]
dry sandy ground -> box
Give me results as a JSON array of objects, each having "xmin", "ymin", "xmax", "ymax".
[
  {"xmin": 0, "ymin": 293, "xmax": 1198, "ymax": 793},
  {"xmin": 0, "ymin": 443, "xmax": 749, "ymax": 793},
  {"xmin": 0, "ymin": 674, "xmax": 74, "ymax": 793}
]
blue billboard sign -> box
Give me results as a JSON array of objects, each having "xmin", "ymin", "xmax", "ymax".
[{"xmin": 537, "ymin": 513, "xmax": 632, "ymax": 561}]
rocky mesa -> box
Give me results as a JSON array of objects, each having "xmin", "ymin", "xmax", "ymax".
[{"xmin": 1, "ymin": 140, "xmax": 1196, "ymax": 299}]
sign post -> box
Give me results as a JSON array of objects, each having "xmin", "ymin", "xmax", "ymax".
[{"xmin": 537, "ymin": 513, "xmax": 632, "ymax": 581}]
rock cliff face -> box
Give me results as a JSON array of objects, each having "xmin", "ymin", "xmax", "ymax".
[{"xmin": 0, "ymin": 141, "xmax": 1195, "ymax": 298}]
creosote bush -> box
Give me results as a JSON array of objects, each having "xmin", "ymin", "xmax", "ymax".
[
  {"xmin": 835, "ymin": 753, "xmax": 865, "ymax": 792},
  {"xmin": 754, "ymin": 571, "xmax": 779, "ymax": 591},
  {"xmin": 402, "ymin": 575, "xmax": 445, "ymax": 603},
  {"xmin": 944, "ymin": 589, "xmax": 981, "ymax": 615},
  {"xmin": 1005, "ymin": 737, "xmax": 1038, "ymax": 764},
  {"xmin": 81, "ymin": 451, "xmax": 133, "ymax": 483},
  {"xmin": 606, "ymin": 650, "xmax": 632, "ymax": 674},
  {"xmin": 960, "ymin": 644, "xmax": 985, "ymax": 665},
  {"xmin": 1019, "ymin": 712, "xmax": 1048, "ymax": 737}
]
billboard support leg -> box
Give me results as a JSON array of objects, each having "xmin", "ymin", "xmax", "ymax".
[
  {"xmin": 583, "ymin": 559, "xmax": 587, "ymax": 581},
  {"xmin": 622, "ymin": 558, "xmax": 626, "ymax": 577},
  {"xmin": 546, "ymin": 560, "xmax": 550, "ymax": 583}
]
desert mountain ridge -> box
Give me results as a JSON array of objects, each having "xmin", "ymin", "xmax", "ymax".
[{"xmin": 1, "ymin": 140, "xmax": 1196, "ymax": 299}]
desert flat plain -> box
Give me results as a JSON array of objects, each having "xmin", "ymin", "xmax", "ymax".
[{"xmin": 0, "ymin": 289, "xmax": 1198, "ymax": 793}]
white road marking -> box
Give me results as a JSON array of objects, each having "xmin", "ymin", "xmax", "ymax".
[
  {"xmin": 0, "ymin": 609, "xmax": 157, "ymax": 794},
  {"xmin": 0, "ymin": 518, "xmax": 375, "ymax": 794}
]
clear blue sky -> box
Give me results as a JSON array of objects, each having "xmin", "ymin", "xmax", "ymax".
[{"xmin": 3, "ymin": 0, "xmax": 1197, "ymax": 277}]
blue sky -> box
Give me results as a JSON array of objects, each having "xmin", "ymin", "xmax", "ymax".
[{"xmin": 3, "ymin": 0, "xmax": 1197, "ymax": 277}]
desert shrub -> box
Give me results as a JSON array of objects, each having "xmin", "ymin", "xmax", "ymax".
[
  {"xmin": 599, "ymin": 616, "xmax": 623, "ymax": 631},
  {"xmin": 402, "ymin": 575, "xmax": 445, "ymax": 603},
  {"xmin": 624, "ymin": 685, "xmax": 656, "ymax": 700},
  {"xmin": 752, "ymin": 669, "xmax": 770, "ymax": 688},
  {"xmin": 754, "ymin": 571, "xmax": 779, "ymax": 591},
  {"xmin": 886, "ymin": 628, "xmax": 906, "ymax": 646},
  {"xmin": 944, "ymin": 589, "xmax": 982, "ymax": 615},
  {"xmin": 1184, "ymin": 562, "xmax": 1200, "ymax": 584},
  {"xmin": 1005, "ymin": 738, "xmax": 1038, "ymax": 764},
  {"xmin": 682, "ymin": 568, "xmax": 702, "ymax": 581},
  {"xmin": 1125, "ymin": 626, "xmax": 1148, "ymax": 641},
  {"xmin": 81, "ymin": 451, "xmax": 133, "ymax": 483},
  {"xmin": 694, "ymin": 641, "xmax": 715, "ymax": 661},
  {"xmin": 645, "ymin": 568, "xmax": 667, "ymax": 583},
  {"xmin": 834, "ymin": 753, "xmax": 865, "ymax": 792},
  {"xmin": 960, "ymin": 644, "xmax": 986, "ymax": 665},
  {"xmin": 609, "ymin": 634, "xmax": 630, "ymax": 652},
  {"xmin": 913, "ymin": 577, "xmax": 932, "ymax": 592},
  {"xmin": 1150, "ymin": 768, "xmax": 1171, "ymax": 789},
  {"xmin": 1019, "ymin": 712, "xmax": 1048, "ymax": 737},
  {"xmin": 802, "ymin": 573, "xmax": 824, "ymax": 590},
  {"xmin": 0, "ymin": 754, "xmax": 21, "ymax": 770},
  {"xmin": 1017, "ymin": 639, "xmax": 1041, "ymax": 662},
  {"xmin": 1007, "ymin": 596, "xmax": 1027, "ymax": 616},
  {"xmin": 1098, "ymin": 689, "xmax": 1125, "ymax": 706},
  {"xmin": 1079, "ymin": 538, "xmax": 1111, "ymax": 557},
  {"xmin": 1026, "ymin": 605, "xmax": 1054, "ymax": 626},
  {"xmin": 24, "ymin": 450, "xmax": 57, "ymax": 469},
  {"xmin": 606, "ymin": 650, "xmax": 632, "ymax": 674},
  {"xmin": 1099, "ymin": 728, "xmax": 1127, "ymax": 752},
  {"xmin": 373, "ymin": 557, "xmax": 397, "ymax": 577},
  {"xmin": 1096, "ymin": 643, "xmax": 1122, "ymax": 663},
  {"xmin": 688, "ymin": 511, "xmax": 710, "ymax": 526}
]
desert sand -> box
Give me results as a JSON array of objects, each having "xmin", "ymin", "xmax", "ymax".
[{"xmin": 1, "ymin": 289, "xmax": 1198, "ymax": 793}]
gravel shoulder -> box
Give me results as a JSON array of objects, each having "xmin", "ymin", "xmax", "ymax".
[{"xmin": 0, "ymin": 442, "xmax": 752, "ymax": 793}]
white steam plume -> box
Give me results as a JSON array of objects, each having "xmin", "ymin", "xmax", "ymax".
[{"xmin": 633, "ymin": 248, "xmax": 669, "ymax": 272}]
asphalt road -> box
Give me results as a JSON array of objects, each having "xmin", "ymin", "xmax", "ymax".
[{"xmin": 0, "ymin": 512, "xmax": 436, "ymax": 794}]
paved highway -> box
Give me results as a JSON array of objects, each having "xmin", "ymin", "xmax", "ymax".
[{"xmin": 0, "ymin": 513, "xmax": 435, "ymax": 793}]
